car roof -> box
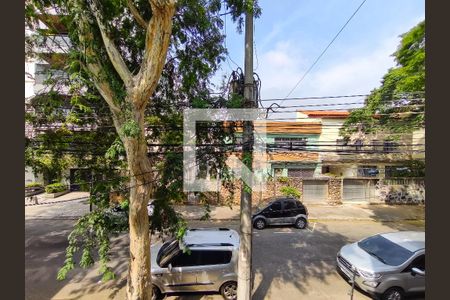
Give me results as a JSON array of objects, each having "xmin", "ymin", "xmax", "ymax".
[
  {"xmin": 267, "ymin": 196, "xmax": 297, "ymax": 202},
  {"xmin": 182, "ymin": 228, "xmax": 240, "ymax": 249},
  {"xmin": 380, "ymin": 231, "xmax": 425, "ymax": 252}
]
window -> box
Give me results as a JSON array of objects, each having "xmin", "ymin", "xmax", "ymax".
[
  {"xmin": 287, "ymin": 168, "xmax": 314, "ymax": 178},
  {"xmin": 403, "ymin": 254, "xmax": 425, "ymax": 273},
  {"xmin": 357, "ymin": 166, "xmax": 378, "ymax": 177},
  {"xmin": 385, "ymin": 166, "xmax": 410, "ymax": 178},
  {"xmin": 274, "ymin": 137, "xmax": 307, "ymax": 150},
  {"xmin": 171, "ymin": 250, "xmax": 232, "ymax": 267},
  {"xmin": 336, "ymin": 139, "xmax": 347, "ymax": 152},
  {"xmin": 34, "ymin": 63, "xmax": 68, "ymax": 85},
  {"xmin": 372, "ymin": 140, "xmax": 383, "ymax": 152},
  {"xmin": 384, "ymin": 140, "xmax": 398, "ymax": 153},
  {"xmin": 283, "ymin": 200, "xmax": 296, "ymax": 210},
  {"xmin": 411, "ymin": 255, "xmax": 425, "ymax": 270},
  {"xmin": 198, "ymin": 250, "xmax": 232, "ymax": 265},
  {"xmin": 322, "ymin": 166, "xmax": 330, "ymax": 174},
  {"xmin": 354, "ymin": 139, "xmax": 363, "ymax": 151},
  {"xmin": 171, "ymin": 251, "xmax": 201, "ymax": 267},
  {"xmin": 270, "ymin": 202, "xmax": 282, "ymax": 211},
  {"xmin": 358, "ymin": 235, "xmax": 414, "ymax": 266},
  {"xmin": 34, "ymin": 63, "xmax": 50, "ymax": 85},
  {"xmin": 274, "ymin": 168, "xmax": 283, "ymax": 177}
]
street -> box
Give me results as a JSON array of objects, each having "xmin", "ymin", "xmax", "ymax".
[{"xmin": 25, "ymin": 217, "xmax": 425, "ymax": 300}]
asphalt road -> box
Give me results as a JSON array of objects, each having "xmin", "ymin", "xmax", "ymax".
[{"xmin": 25, "ymin": 218, "xmax": 425, "ymax": 300}]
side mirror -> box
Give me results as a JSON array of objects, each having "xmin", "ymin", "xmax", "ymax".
[{"xmin": 411, "ymin": 267, "xmax": 425, "ymax": 276}]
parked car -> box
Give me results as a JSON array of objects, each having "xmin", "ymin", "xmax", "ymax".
[
  {"xmin": 336, "ymin": 231, "xmax": 425, "ymax": 300},
  {"xmin": 252, "ymin": 196, "xmax": 308, "ymax": 230},
  {"xmin": 150, "ymin": 228, "xmax": 239, "ymax": 300}
]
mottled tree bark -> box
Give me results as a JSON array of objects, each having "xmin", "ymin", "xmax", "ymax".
[{"xmin": 71, "ymin": 0, "xmax": 177, "ymax": 299}]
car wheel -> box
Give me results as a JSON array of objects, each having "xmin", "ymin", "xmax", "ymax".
[
  {"xmin": 253, "ymin": 218, "xmax": 266, "ymax": 230},
  {"xmin": 382, "ymin": 287, "xmax": 404, "ymax": 300},
  {"xmin": 294, "ymin": 217, "xmax": 307, "ymax": 229},
  {"xmin": 151, "ymin": 285, "xmax": 163, "ymax": 300},
  {"xmin": 220, "ymin": 281, "xmax": 237, "ymax": 300}
]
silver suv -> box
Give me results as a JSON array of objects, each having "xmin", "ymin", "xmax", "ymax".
[
  {"xmin": 150, "ymin": 228, "xmax": 239, "ymax": 300},
  {"xmin": 337, "ymin": 231, "xmax": 425, "ymax": 300}
]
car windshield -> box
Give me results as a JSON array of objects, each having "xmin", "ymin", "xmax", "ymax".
[
  {"xmin": 156, "ymin": 238, "xmax": 180, "ymax": 267},
  {"xmin": 358, "ymin": 235, "xmax": 414, "ymax": 266}
]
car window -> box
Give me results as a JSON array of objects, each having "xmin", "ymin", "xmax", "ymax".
[
  {"xmin": 283, "ymin": 200, "xmax": 296, "ymax": 210},
  {"xmin": 270, "ymin": 202, "xmax": 281, "ymax": 211},
  {"xmin": 411, "ymin": 254, "xmax": 425, "ymax": 270},
  {"xmin": 296, "ymin": 201, "xmax": 304, "ymax": 209},
  {"xmin": 171, "ymin": 250, "xmax": 232, "ymax": 267},
  {"xmin": 197, "ymin": 250, "xmax": 232, "ymax": 265},
  {"xmin": 171, "ymin": 250, "xmax": 200, "ymax": 267}
]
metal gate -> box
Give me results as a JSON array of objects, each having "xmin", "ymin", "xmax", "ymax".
[
  {"xmin": 343, "ymin": 179, "xmax": 375, "ymax": 202},
  {"xmin": 302, "ymin": 180, "xmax": 328, "ymax": 202}
]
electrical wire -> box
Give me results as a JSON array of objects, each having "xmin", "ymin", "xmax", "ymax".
[{"xmin": 281, "ymin": 0, "xmax": 368, "ymax": 102}]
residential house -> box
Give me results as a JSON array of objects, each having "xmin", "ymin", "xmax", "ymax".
[{"xmin": 295, "ymin": 110, "xmax": 425, "ymax": 203}]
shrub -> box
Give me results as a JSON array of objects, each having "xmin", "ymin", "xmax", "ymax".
[
  {"xmin": 26, "ymin": 182, "xmax": 43, "ymax": 188},
  {"xmin": 280, "ymin": 186, "xmax": 302, "ymax": 198},
  {"xmin": 277, "ymin": 176, "xmax": 289, "ymax": 183},
  {"xmin": 45, "ymin": 182, "xmax": 67, "ymax": 194}
]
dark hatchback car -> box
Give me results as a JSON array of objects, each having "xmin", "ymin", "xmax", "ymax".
[{"xmin": 252, "ymin": 197, "xmax": 308, "ymax": 230}]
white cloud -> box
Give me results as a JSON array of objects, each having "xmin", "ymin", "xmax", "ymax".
[{"xmin": 258, "ymin": 35, "xmax": 400, "ymax": 101}]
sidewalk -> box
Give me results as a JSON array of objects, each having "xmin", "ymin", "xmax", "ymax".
[
  {"xmin": 25, "ymin": 191, "xmax": 89, "ymax": 206},
  {"xmin": 25, "ymin": 191, "xmax": 425, "ymax": 222},
  {"xmin": 174, "ymin": 203, "xmax": 425, "ymax": 222}
]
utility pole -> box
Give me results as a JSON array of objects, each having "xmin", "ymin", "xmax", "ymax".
[{"xmin": 237, "ymin": 6, "xmax": 254, "ymax": 300}]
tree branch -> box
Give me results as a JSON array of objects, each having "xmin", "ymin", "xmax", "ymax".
[
  {"xmin": 79, "ymin": 60, "xmax": 121, "ymax": 115},
  {"xmin": 88, "ymin": 0, "xmax": 133, "ymax": 87},
  {"xmin": 67, "ymin": 0, "xmax": 122, "ymax": 115},
  {"xmin": 127, "ymin": 0, "xmax": 148, "ymax": 29},
  {"xmin": 133, "ymin": 0, "xmax": 177, "ymax": 107}
]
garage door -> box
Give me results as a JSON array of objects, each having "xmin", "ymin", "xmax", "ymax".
[
  {"xmin": 343, "ymin": 179, "xmax": 375, "ymax": 202},
  {"xmin": 303, "ymin": 180, "xmax": 328, "ymax": 202}
]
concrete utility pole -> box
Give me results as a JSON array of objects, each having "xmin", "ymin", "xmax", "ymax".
[{"xmin": 237, "ymin": 7, "xmax": 254, "ymax": 300}]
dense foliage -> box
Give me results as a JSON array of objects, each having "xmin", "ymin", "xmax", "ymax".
[
  {"xmin": 25, "ymin": 0, "xmax": 260, "ymax": 284},
  {"xmin": 341, "ymin": 21, "xmax": 425, "ymax": 136},
  {"xmin": 44, "ymin": 182, "xmax": 67, "ymax": 193},
  {"xmin": 280, "ymin": 186, "xmax": 302, "ymax": 198}
]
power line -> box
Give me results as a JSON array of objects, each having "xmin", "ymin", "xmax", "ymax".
[
  {"xmin": 281, "ymin": 0, "xmax": 368, "ymax": 101},
  {"xmin": 222, "ymin": 7, "xmax": 240, "ymax": 70},
  {"xmin": 267, "ymin": 106, "xmax": 425, "ymax": 115},
  {"xmin": 267, "ymin": 112, "xmax": 425, "ymax": 121},
  {"xmin": 26, "ymin": 98, "xmax": 425, "ymax": 122}
]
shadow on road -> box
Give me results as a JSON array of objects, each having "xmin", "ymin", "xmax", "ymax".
[
  {"xmin": 364, "ymin": 204, "xmax": 425, "ymax": 231},
  {"xmin": 251, "ymin": 224, "xmax": 351, "ymax": 300},
  {"xmin": 25, "ymin": 219, "xmax": 130, "ymax": 300}
]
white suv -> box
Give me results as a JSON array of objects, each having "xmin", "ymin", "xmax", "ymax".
[{"xmin": 150, "ymin": 228, "xmax": 239, "ymax": 300}]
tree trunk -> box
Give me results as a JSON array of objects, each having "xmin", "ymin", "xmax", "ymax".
[
  {"xmin": 127, "ymin": 171, "xmax": 152, "ymax": 300},
  {"xmin": 122, "ymin": 110, "xmax": 154, "ymax": 300}
]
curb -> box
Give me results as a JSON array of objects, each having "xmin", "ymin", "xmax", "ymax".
[
  {"xmin": 25, "ymin": 215, "xmax": 425, "ymax": 222},
  {"xmin": 25, "ymin": 216, "xmax": 81, "ymax": 220},
  {"xmin": 177, "ymin": 217, "xmax": 425, "ymax": 222},
  {"xmin": 25, "ymin": 196, "xmax": 89, "ymax": 207}
]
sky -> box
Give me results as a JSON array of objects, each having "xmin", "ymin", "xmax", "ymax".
[{"xmin": 214, "ymin": 0, "xmax": 425, "ymax": 119}]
